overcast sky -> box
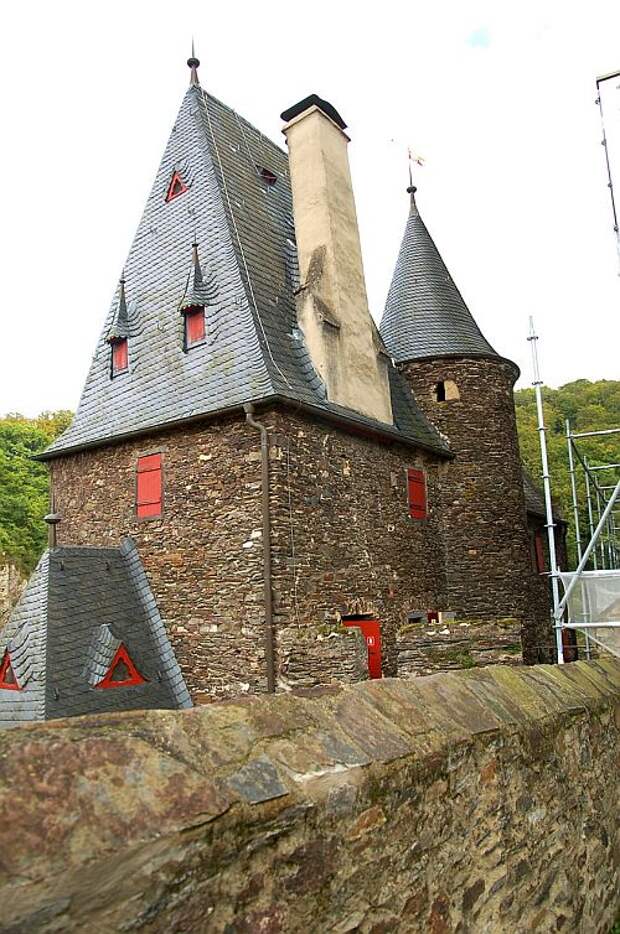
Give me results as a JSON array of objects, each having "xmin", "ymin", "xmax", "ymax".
[{"xmin": 1, "ymin": 0, "xmax": 618, "ymax": 418}]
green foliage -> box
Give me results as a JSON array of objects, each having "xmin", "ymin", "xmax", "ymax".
[
  {"xmin": 515, "ymin": 380, "xmax": 620, "ymax": 566},
  {"xmin": 0, "ymin": 412, "xmax": 72, "ymax": 573}
]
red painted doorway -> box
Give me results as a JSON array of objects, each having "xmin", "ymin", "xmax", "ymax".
[{"xmin": 341, "ymin": 617, "xmax": 383, "ymax": 679}]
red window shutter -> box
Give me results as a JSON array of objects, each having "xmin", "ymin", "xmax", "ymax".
[
  {"xmin": 185, "ymin": 307, "xmax": 205, "ymax": 345},
  {"xmin": 165, "ymin": 171, "xmax": 188, "ymax": 203},
  {"xmin": 112, "ymin": 338, "xmax": 128, "ymax": 374},
  {"xmin": 534, "ymin": 528, "xmax": 546, "ymax": 573},
  {"xmin": 407, "ymin": 468, "xmax": 427, "ymax": 519},
  {"xmin": 136, "ymin": 453, "xmax": 162, "ymax": 518}
]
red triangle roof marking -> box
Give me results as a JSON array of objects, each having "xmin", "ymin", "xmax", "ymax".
[
  {"xmin": 165, "ymin": 171, "xmax": 189, "ymax": 203},
  {"xmin": 96, "ymin": 644, "xmax": 147, "ymax": 689},
  {"xmin": 0, "ymin": 650, "xmax": 20, "ymax": 691}
]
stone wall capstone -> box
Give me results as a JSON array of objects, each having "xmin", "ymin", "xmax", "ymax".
[{"xmin": 0, "ymin": 659, "xmax": 617, "ymax": 933}]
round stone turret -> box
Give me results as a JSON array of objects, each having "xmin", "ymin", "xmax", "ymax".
[{"xmin": 380, "ymin": 188, "xmax": 552, "ymax": 662}]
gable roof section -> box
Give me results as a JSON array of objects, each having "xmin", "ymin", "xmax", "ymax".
[
  {"xmin": 43, "ymin": 87, "xmax": 448, "ymax": 459},
  {"xmin": 380, "ymin": 191, "xmax": 499, "ymax": 363},
  {"xmin": 522, "ymin": 467, "xmax": 565, "ymax": 524},
  {"xmin": 0, "ymin": 539, "xmax": 191, "ymax": 728}
]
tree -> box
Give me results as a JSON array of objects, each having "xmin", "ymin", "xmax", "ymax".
[
  {"xmin": 515, "ymin": 380, "xmax": 620, "ymax": 566},
  {"xmin": 0, "ymin": 412, "xmax": 72, "ymax": 573}
]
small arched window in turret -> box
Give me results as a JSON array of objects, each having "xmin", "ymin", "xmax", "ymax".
[{"xmin": 434, "ymin": 379, "xmax": 460, "ymax": 403}]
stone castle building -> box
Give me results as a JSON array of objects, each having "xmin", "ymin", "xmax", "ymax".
[{"xmin": 0, "ymin": 54, "xmax": 557, "ymax": 723}]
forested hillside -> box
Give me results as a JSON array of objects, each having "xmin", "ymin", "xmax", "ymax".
[
  {"xmin": 515, "ymin": 379, "xmax": 620, "ymax": 563},
  {"xmin": 0, "ymin": 412, "xmax": 72, "ymax": 573},
  {"xmin": 0, "ymin": 380, "xmax": 618, "ymax": 576}
]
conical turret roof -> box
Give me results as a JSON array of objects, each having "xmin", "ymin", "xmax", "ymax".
[{"xmin": 380, "ymin": 188, "xmax": 498, "ymax": 363}]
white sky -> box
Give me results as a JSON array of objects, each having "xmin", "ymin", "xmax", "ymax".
[{"xmin": 1, "ymin": 0, "xmax": 618, "ymax": 418}]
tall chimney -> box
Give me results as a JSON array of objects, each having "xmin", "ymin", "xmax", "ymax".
[{"xmin": 281, "ymin": 95, "xmax": 393, "ymax": 425}]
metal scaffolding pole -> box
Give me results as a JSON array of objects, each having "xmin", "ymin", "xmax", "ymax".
[
  {"xmin": 584, "ymin": 458, "xmax": 598, "ymax": 570},
  {"xmin": 528, "ymin": 319, "xmax": 562, "ymax": 662},
  {"xmin": 554, "ymin": 481, "xmax": 620, "ymax": 653},
  {"xmin": 566, "ymin": 420, "xmax": 583, "ymax": 563}
]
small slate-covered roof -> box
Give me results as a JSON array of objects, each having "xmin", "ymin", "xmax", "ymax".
[
  {"xmin": 380, "ymin": 188, "xmax": 499, "ymax": 363},
  {"xmin": 0, "ymin": 539, "xmax": 191, "ymax": 728},
  {"xmin": 107, "ymin": 278, "xmax": 130, "ymax": 342},
  {"xmin": 43, "ymin": 84, "xmax": 448, "ymax": 459},
  {"xmin": 522, "ymin": 467, "xmax": 565, "ymax": 523}
]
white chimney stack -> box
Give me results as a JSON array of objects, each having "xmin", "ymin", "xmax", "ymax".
[{"xmin": 281, "ymin": 95, "xmax": 393, "ymax": 426}]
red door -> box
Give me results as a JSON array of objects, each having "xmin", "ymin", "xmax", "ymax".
[{"xmin": 342, "ymin": 618, "xmax": 383, "ymax": 679}]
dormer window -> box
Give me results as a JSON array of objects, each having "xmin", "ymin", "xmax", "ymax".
[
  {"xmin": 165, "ymin": 170, "xmax": 188, "ymax": 203},
  {"xmin": 184, "ymin": 306, "xmax": 206, "ymax": 347},
  {"xmin": 111, "ymin": 338, "xmax": 128, "ymax": 376}
]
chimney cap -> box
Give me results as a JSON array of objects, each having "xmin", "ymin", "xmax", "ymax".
[{"xmin": 280, "ymin": 94, "xmax": 347, "ymax": 130}]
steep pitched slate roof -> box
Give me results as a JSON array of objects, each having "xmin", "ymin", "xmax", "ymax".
[
  {"xmin": 0, "ymin": 539, "xmax": 191, "ymax": 728},
  {"xmin": 43, "ymin": 86, "xmax": 448, "ymax": 459},
  {"xmin": 380, "ymin": 189, "xmax": 498, "ymax": 363}
]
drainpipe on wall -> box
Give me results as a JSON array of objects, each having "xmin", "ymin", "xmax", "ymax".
[{"xmin": 244, "ymin": 404, "xmax": 276, "ymax": 693}]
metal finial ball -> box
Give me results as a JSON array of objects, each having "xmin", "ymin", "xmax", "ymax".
[{"xmin": 187, "ymin": 56, "xmax": 200, "ymax": 69}]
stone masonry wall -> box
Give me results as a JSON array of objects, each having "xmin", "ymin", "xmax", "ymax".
[
  {"xmin": 51, "ymin": 417, "xmax": 267, "ymax": 702},
  {"xmin": 264, "ymin": 408, "xmax": 448, "ymax": 681},
  {"xmin": 0, "ymin": 562, "xmax": 25, "ymax": 623},
  {"xmin": 50, "ymin": 408, "xmax": 447, "ymax": 697},
  {"xmin": 401, "ymin": 356, "xmax": 553, "ymax": 664},
  {"xmin": 0, "ymin": 659, "xmax": 617, "ymax": 933}
]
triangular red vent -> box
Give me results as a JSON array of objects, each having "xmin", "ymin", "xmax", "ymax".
[
  {"xmin": 96, "ymin": 644, "xmax": 146, "ymax": 689},
  {"xmin": 0, "ymin": 651, "xmax": 20, "ymax": 691},
  {"xmin": 165, "ymin": 171, "xmax": 188, "ymax": 203}
]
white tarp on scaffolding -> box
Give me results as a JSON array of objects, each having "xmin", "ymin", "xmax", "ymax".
[{"xmin": 560, "ymin": 570, "xmax": 620, "ymax": 658}]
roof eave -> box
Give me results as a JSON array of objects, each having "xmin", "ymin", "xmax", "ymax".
[{"xmin": 37, "ymin": 394, "xmax": 452, "ymax": 462}]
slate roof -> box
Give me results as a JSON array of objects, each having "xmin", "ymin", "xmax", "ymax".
[
  {"xmin": 0, "ymin": 539, "xmax": 191, "ymax": 728},
  {"xmin": 43, "ymin": 86, "xmax": 448, "ymax": 459},
  {"xmin": 522, "ymin": 467, "xmax": 565, "ymax": 523},
  {"xmin": 380, "ymin": 189, "xmax": 499, "ymax": 363}
]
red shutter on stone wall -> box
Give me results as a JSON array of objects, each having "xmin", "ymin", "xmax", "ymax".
[
  {"xmin": 407, "ymin": 468, "xmax": 427, "ymax": 520},
  {"xmin": 112, "ymin": 339, "xmax": 128, "ymax": 374},
  {"xmin": 185, "ymin": 307, "xmax": 205, "ymax": 346},
  {"xmin": 136, "ymin": 453, "xmax": 163, "ymax": 518},
  {"xmin": 534, "ymin": 528, "xmax": 546, "ymax": 573}
]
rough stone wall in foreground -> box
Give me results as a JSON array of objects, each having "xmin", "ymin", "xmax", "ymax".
[
  {"xmin": 401, "ymin": 356, "xmax": 553, "ymax": 664},
  {"xmin": 0, "ymin": 659, "xmax": 617, "ymax": 933}
]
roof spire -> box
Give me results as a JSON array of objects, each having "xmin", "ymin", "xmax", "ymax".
[
  {"xmin": 407, "ymin": 149, "xmax": 418, "ymax": 214},
  {"xmin": 187, "ymin": 39, "xmax": 200, "ymax": 87},
  {"xmin": 107, "ymin": 275, "xmax": 130, "ymax": 343}
]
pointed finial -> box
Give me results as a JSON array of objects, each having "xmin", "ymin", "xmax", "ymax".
[
  {"xmin": 187, "ymin": 39, "xmax": 200, "ymax": 86},
  {"xmin": 407, "ymin": 148, "xmax": 423, "ymax": 213}
]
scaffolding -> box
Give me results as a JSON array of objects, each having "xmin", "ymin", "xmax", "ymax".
[
  {"xmin": 595, "ymin": 70, "xmax": 620, "ymax": 274},
  {"xmin": 528, "ymin": 319, "xmax": 620, "ymax": 663}
]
